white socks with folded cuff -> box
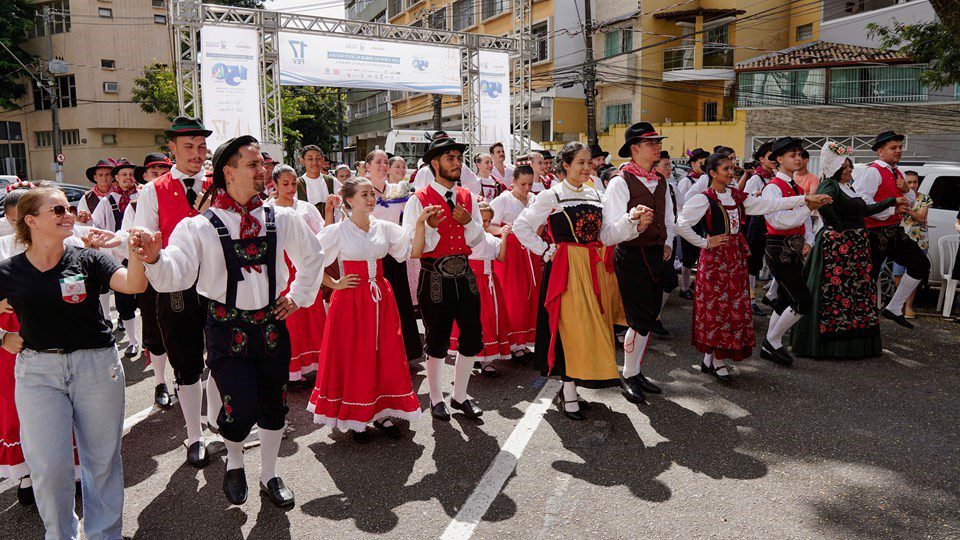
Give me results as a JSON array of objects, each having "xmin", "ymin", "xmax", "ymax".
[
  {"xmin": 259, "ymin": 427, "xmax": 283, "ymax": 486},
  {"xmin": 122, "ymin": 319, "xmax": 138, "ymax": 348},
  {"xmin": 766, "ymin": 307, "xmax": 801, "ymax": 349},
  {"xmin": 622, "ymin": 329, "xmax": 649, "ymax": 379},
  {"xmin": 225, "ymin": 439, "xmax": 244, "ymax": 471},
  {"xmin": 178, "ymin": 381, "xmax": 204, "ymax": 445},
  {"xmin": 205, "ymin": 375, "xmax": 222, "ymax": 431},
  {"xmin": 886, "ymin": 274, "xmax": 921, "ymax": 316},
  {"xmin": 452, "ymin": 353, "xmax": 474, "ymax": 403},
  {"xmin": 151, "ymin": 352, "xmax": 168, "ymax": 386},
  {"xmin": 426, "ymin": 356, "xmax": 444, "ymax": 405}
]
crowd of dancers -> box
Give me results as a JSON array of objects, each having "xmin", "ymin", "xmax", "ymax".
[{"xmin": 0, "ymin": 115, "xmax": 935, "ymax": 539}]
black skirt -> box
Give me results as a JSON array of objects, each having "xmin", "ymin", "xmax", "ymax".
[{"xmin": 382, "ymin": 254, "xmax": 423, "ymax": 361}]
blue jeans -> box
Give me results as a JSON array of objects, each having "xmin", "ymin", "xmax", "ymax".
[{"xmin": 15, "ymin": 346, "xmax": 125, "ymax": 540}]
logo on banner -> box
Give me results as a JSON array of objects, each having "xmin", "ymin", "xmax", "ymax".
[
  {"xmin": 412, "ymin": 57, "xmax": 429, "ymax": 71},
  {"xmin": 480, "ymin": 80, "xmax": 502, "ymax": 99},
  {"xmin": 212, "ymin": 64, "xmax": 248, "ymax": 87},
  {"xmin": 289, "ymin": 40, "xmax": 307, "ymax": 65},
  {"xmin": 60, "ymin": 275, "xmax": 87, "ymax": 304}
]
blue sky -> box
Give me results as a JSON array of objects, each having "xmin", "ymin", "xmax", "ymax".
[{"xmin": 267, "ymin": 0, "xmax": 345, "ymax": 19}]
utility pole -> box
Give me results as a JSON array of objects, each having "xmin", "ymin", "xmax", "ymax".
[
  {"xmin": 44, "ymin": 6, "xmax": 63, "ymax": 182},
  {"xmin": 582, "ymin": 0, "xmax": 598, "ymax": 146},
  {"xmin": 432, "ymin": 94, "xmax": 443, "ymax": 132}
]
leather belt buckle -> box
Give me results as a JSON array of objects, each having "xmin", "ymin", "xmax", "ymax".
[{"xmin": 435, "ymin": 255, "xmax": 469, "ymax": 278}]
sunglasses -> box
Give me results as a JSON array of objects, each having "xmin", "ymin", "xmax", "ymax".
[{"xmin": 36, "ymin": 204, "xmax": 77, "ymax": 217}]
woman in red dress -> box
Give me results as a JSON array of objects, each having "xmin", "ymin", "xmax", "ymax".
[
  {"xmin": 675, "ymin": 154, "xmax": 829, "ymax": 381},
  {"xmin": 308, "ymin": 178, "xmax": 428, "ymax": 442}
]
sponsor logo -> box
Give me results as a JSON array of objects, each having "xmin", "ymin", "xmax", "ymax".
[
  {"xmin": 211, "ymin": 63, "xmax": 248, "ymax": 86},
  {"xmin": 412, "ymin": 57, "xmax": 429, "ymax": 71},
  {"xmin": 480, "ymin": 80, "xmax": 502, "ymax": 99}
]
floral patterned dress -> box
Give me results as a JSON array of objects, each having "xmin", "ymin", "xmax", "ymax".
[{"xmin": 791, "ymin": 179, "xmax": 897, "ymax": 359}]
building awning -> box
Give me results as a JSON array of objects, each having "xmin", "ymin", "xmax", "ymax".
[
  {"xmin": 652, "ymin": 8, "xmax": 745, "ymax": 23},
  {"xmin": 736, "ymin": 41, "xmax": 912, "ymax": 71}
]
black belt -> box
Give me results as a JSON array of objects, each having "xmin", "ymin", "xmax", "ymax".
[
  {"xmin": 30, "ymin": 347, "xmax": 78, "ymax": 355},
  {"xmin": 421, "ymin": 255, "xmax": 471, "ymax": 278}
]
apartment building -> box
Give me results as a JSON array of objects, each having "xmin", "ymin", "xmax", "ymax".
[
  {"xmin": 0, "ymin": 0, "xmax": 171, "ymax": 182},
  {"xmin": 344, "ymin": 0, "xmax": 392, "ymax": 160},
  {"xmin": 386, "ymin": 0, "xmax": 587, "ymax": 144}
]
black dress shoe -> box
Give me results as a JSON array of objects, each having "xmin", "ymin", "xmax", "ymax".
[
  {"xmin": 711, "ymin": 365, "xmax": 733, "ymax": 382},
  {"xmin": 650, "ymin": 319, "xmax": 670, "ymax": 337},
  {"xmin": 260, "ymin": 477, "xmax": 295, "ymax": 508},
  {"xmin": 17, "ymin": 479, "xmax": 34, "ymax": 506},
  {"xmin": 430, "ymin": 401, "xmax": 451, "ymax": 422},
  {"xmin": 881, "ymin": 309, "xmax": 915, "ymax": 329},
  {"xmin": 633, "ymin": 372, "xmax": 662, "ymax": 394},
  {"xmin": 373, "ymin": 420, "xmax": 402, "ymax": 439},
  {"xmin": 351, "ymin": 429, "xmax": 372, "ymax": 444},
  {"xmin": 450, "ymin": 398, "xmax": 483, "ymax": 419},
  {"xmin": 760, "ymin": 339, "xmax": 794, "ymax": 366},
  {"xmin": 619, "ymin": 376, "xmax": 646, "ymax": 404},
  {"xmin": 700, "ymin": 361, "xmax": 715, "ymax": 375},
  {"xmin": 186, "ymin": 440, "xmax": 209, "ymax": 468},
  {"xmin": 479, "ymin": 364, "xmax": 500, "ymax": 378},
  {"xmin": 553, "ymin": 393, "xmax": 585, "ymax": 421},
  {"xmin": 223, "ymin": 468, "xmax": 247, "ymax": 505},
  {"xmin": 678, "ymin": 289, "xmax": 694, "ymax": 300},
  {"xmin": 287, "ymin": 378, "xmax": 310, "ymax": 390},
  {"xmin": 576, "ymin": 396, "xmax": 592, "ymax": 411},
  {"xmin": 154, "ymin": 384, "xmax": 172, "ymax": 409}
]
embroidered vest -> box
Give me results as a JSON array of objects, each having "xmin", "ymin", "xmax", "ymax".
[
  {"xmin": 84, "ymin": 191, "xmax": 102, "ymax": 213},
  {"xmin": 701, "ymin": 189, "xmax": 747, "ymax": 236},
  {"xmin": 154, "ymin": 173, "xmax": 200, "ymax": 248},
  {"xmin": 622, "ymin": 171, "xmax": 667, "ymax": 247},
  {"xmin": 414, "ymin": 185, "xmax": 474, "ymax": 258},
  {"xmin": 765, "ymin": 177, "xmax": 806, "ymax": 237},
  {"xmin": 863, "ymin": 163, "xmax": 904, "ymax": 229}
]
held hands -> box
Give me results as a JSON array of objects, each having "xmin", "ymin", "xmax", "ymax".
[
  {"xmin": 82, "ymin": 228, "xmax": 122, "ymax": 250},
  {"xmin": 803, "ymin": 243, "xmax": 812, "ymax": 258},
  {"xmin": 630, "ymin": 205, "xmax": 654, "ymax": 233},
  {"xmin": 1, "ymin": 332, "xmax": 23, "ymax": 355},
  {"xmin": 76, "ymin": 210, "xmax": 92, "ymax": 224},
  {"xmin": 543, "ymin": 244, "xmax": 557, "ymax": 262},
  {"xmin": 894, "ymin": 196, "xmax": 911, "ymax": 215},
  {"xmin": 128, "ymin": 228, "xmax": 163, "ymax": 264},
  {"xmin": 706, "ymin": 234, "xmax": 729, "ymax": 250},
  {"xmin": 804, "ymin": 194, "xmax": 832, "ymax": 211},
  {"xmin": 419, "ymin": 205, "xmax": 445, "ymax": 228},
  {"xmin": 325, "ymin": 195, "xmax": 341, "ymax": 215},
  {"xmin": 499, "ymin": 223, "xmax": 512, "ymax": 238},
  {"xmin": 452, "ymin": 204, "xmax": 472, "ymax": 226},
  {"xmin": 331, "ymin": 273, "xmax": 361, "ymax": 290},
  {"xmin": 663, "ymin": 244, "xmax": 673, "ymax": 261},
  {"xmin": 272, "ymin": 296, "xmax": 299, "ymax": 320}
]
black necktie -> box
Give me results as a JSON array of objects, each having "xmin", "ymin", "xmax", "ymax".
[
  {"xmin": 445, "ymin": 191, "xmax": 455, "ymax": 211},
  {"xmin": 183, "ymin": 178, "xmax": 197, "ymax": 207}
]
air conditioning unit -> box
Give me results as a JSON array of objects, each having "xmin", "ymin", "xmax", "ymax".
[{"xmin": 103, "ymin": 82, "xmax": 119, "ymax": 94}]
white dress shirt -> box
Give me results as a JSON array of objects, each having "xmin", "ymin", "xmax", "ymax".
[
  {"xmin": 852, "ymin": 159, "xmax": 915, "ymax": 222},
  {"xmin": 761, "ymin": 171, "xmax": 814, "ymax": 245},
  {"xmin": 91, "ymin": 191, "xmax": 139, "ymax": 233},
  {"xmin": 267, "ymin": 198, "xmax": 324, "ymax": 235},
  {"xmin": 743, "ymin": 173, "xmax": 769, "ymax": 197},
  {"xmin": 145, "ymin": 205, "xmax": 324, "ymax": 310},
  {"xmin": 413, "ymin": 165, "xmax": 478, "ymax": 191},
  {"xmin": 675, "ymin": 174, "xmax": 697, "ymax": 208},
  {"xmin": 491, "ymin": 163, "xmax": 514, "ymax": 189},
  {"xmin": 317, "ymin": 218, "xmax": 410, "ymax": 270},
  {"xmin": 77, "ymin": 190, "xmax": 109, "ymax": 216},
  {"xmin": 401, "ymin": 181, "xmax": 485, "ymax": 253},
  {"xmin": 677, "ymin": 190, "xmax": 807, "ymax": 249},
  {"xmin": 513, "ymin": 180, "xmax": 603, "ymax": 257},
  {"xmin": 489, "ymin": 191, "xmax": 534, "ymax": 226},
  {"xmin": 133, "ymin": 167, "xmax": 205, "ymax": 233},
  {"xmin": 300, "ymin": 173, "xmax": 343, "ymax": 222},
  {"xmin": 600, "ymin": 173, "xmax": 675, "ymax": 247}
]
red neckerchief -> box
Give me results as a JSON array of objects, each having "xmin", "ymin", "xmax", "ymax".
[
  {"xmin": 757, "ymin": 167, "xmax": 775, "ymax": 180},
  {"xmin": 621, "ymin": 161, "xmax": 661, "ymax": 182},
  {"xmin": 111, "ymin": 185, "xmax": 138, "ymax": 214},
  {"xmin": 212, "ymin": 191, "xmax": 263, "ymax": 239},
  {"xmin": 92, "ymin": 185, "xmax": 111, "ymax": 198},
  {"xmin": 540, "ymin": 174, "xmax": 553, "ymax": 189}
]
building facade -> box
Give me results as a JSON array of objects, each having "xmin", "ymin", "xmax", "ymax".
[
  {"xmin": 386, "ymin": 0, "xmax": 587, "ymax": 144},
  {"xmin": 0, "ymin": 0, "xmax": 171, "ymax": 183},
  {"xmin": 344, "ymin": 0, "xmax": 392, "ymax": 161}
]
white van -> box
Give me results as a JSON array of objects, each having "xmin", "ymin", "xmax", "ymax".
[{"xmin": 383, "ymin": 130, "xmax": 544, "ymax": 167}]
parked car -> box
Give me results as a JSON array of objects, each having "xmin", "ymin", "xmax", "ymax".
[{"xmin": 0, "ymin": 181, "xmax": 88, "ymax": 219}]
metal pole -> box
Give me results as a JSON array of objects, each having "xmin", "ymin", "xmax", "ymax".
[
  {"xmin": 432, "ymin": 94, "xmax": 443, "ymax": 132},
  {"xmin": 45, "ymin": 6, "xmax": 63, "ymax": 182},
  {"xmin": 583, "ymin": 0, "xmax": 597, "ymax": 146},
  {"xmin": 337, "ymin": 89, "xmax": 345, "ymax": 157}
]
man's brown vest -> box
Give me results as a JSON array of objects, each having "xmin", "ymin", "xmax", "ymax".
[{"xmin": 622, "ymin": 170, "xmax": 667, "ymax": 247}]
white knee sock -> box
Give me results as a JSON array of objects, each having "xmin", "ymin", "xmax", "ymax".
[
  {"xmin": 259, "ymin": 427, "xmax": 283, "ymax": 486},
  {"xmin": 767, "ymin": 310, "xmax": 782, "ymax": 343},
  {"xmin": 224, "ymin": 439, "xmax": 244, "ymax": 471},
  {"xmin": 885, "ymin": 274, "xmax": 921, "ymax": 316},
  {"xmin": 703, "ymin": 352, "xmax": 714, "ymax": 368},
  {"xmin": 122, "ymin": 319, "xmax": 138, "ymax": 347},
  {"xmin": 766, "ymin": 279, "xmax": 779, "ymax": 301},
  {"xmin": 100, "ymin": 293, "xmax": 111, "ymax": 321},
  {"xmin": 425, "ymin": 356, "xmax": 444, "ymax": 405},
  {"xmin": 622, "ymin": 329, "xmax": 648, "ymax": 378},
  {"xmin": 561, "ymin": 381, "xmax": 579, "ymax": 412},
  {"xmin": 660, "ymin": 291, "xmax": 670, "ymax": 310},
  {"xmin": 152, "ymin": 352, "xmax": 168, "ymax": 386},
  {"xmin": 452, "ymin": 353, "xmax": 474, "ymax": 403},
  {"xmin": 177, "ymin": 382, "xmax": 203, "ymax": 445},
  {"xmin": 681, "ymin": 267, "xmax": 692, "ymax": 291},
  {"xmin": 766, "ymin": 307, "xmax": 801, "ymax": 349},
  {"xmin": 205, "ymin": 375, "xmax": 222, "ymax": 430}
]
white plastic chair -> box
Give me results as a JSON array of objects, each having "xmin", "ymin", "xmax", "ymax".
[{"xmin": 936, "ymin": 235, "xmax": 960, "ymax": 317}]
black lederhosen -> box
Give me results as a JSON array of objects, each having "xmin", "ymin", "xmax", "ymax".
[
  {"xmin": 615, "ymin": 244, "xmax": 669, "ymax": 335},
  {"xmin": 137, "ymin": 284, "xmax": 165, "ymax": 355},
  {"xmin": 417, "ymin": 255, "xmax": 483, "ymax": 359},
  {"xmin": 867, "ymin": 224, "xmax": 931, "ymax": 282},
  {"xmin": 745, "ymin": 215, "xmax": 767, "ymax": 277},
  {"xmin": 203, "ymin": 207, "xmax": 290, "ymax": 443},
  {"xmin": 107, "ymin": 198, "xmax": 139, "ymax": 321},
  {"xmin": 764, "ymin": 234, "xmax": 812, "ymax": 315},
  {"xmin": 156, "ymin": 287, "xmax": 207, "ymax": 385},
  {"xmin": 382, "ymin": 254, "xmax": 423, "ymax": 361}
]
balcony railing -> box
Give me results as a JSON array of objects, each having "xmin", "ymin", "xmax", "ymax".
[
  {"xmin": 663, "ymin": 45, "xmax": 733, "ymax": 71},
  {"xmin": 829, "ymin": 65, "xmax": 927, "ymax": 103},
  {"xmin": 737, "ymin": 65, "xmax": 931, "ymax": 107}
]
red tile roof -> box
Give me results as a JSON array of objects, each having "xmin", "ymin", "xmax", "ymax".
[{"xmin": 736, "ymin": 41, "xmax": 912, "ymax": 71}]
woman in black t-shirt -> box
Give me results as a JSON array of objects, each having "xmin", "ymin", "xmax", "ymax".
[{"xmin": 0, "ymin": 187, "xmax": 147, "ymax": 540}]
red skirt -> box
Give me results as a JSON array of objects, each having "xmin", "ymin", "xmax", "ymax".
[
  {"xmin": 0, "ymin": 312, "xmax": 26, "ymax": 479},
  {"xmin": 691, "ymin": 235, "xmax": 755, "ymax": 361},
  {"xmin": 493, "ymin": 233, "xmax": 541, "ymax": 352},
  {"xmin": 451, "ymin": 259, "xmax": 511, "ymax": 363},
  {"xmin": 308, "ymin": 259, "xmax": 421, "ymax": 432},
  {"xmin": 281, "ymin": 258, "xmax": 326, "ymax": 380}
]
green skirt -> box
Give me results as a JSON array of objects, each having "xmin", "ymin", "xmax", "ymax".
[{"xmin": 791, "ymin": 227, "xmax": 882, "ymax": 359}]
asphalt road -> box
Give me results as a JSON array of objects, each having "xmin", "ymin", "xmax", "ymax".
[{"xmin": 1, "ymin": 292, "xmax": 959, "ymax": 539}]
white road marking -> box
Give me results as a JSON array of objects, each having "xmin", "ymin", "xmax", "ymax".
[
  {"xmin": 441, "ymin": 378, "xmax": 563, "ymax": 540},
  {"xmin": 123, "ymin": 404, "xmax": 159, "ymax": 435},
  {"xmin": 883, "ymin": 349, "xmax": 922, "ymax": 368}
]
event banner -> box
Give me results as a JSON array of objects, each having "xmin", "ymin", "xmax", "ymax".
[
  {"xmin": 200, "ymin": 26, "xmax": 263, "ymax": 149},
  {"xmin": 279, "ymin": 33, "xmax": 461, "ymax": 95},
  {"xmin": 475, "ymin": 51, "xmax": 512, "ymax": 161}
]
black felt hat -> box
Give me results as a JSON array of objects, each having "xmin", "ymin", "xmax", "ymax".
[
  {"xmin": 164, "ymin": 116, "xmax": 212, "ymax": 138},
  {"xmin": 261, "ymin": 151, "xmax": 276, "ymax": 164},
  {"xmin": 769, "ymin": 137, "xmax": 803, "ymax": 160},
  {"xmin": 871, "ymin": 131, "xmax": 905, "ymax": 151},
  {"xmin": 110, "ymin": 159, "xmax": 137, "ymax": 177},
  {"xmin": 752, "ymin": 141, "xmax": 773, "ymax": 162},
  {"xmin": 134, "ymin": 153, "xmax": 173, "ymax": 183},
  {"xmin": 211, "ymin": 135, "xmax": 259, "ymax": 188},
  {"xmin": 85, "ymin": 159, "xmax": 115, "ymax": 182},
  {"xmin": 687, "ymin": 148, "xmax": 709, "ymax": 164},
  {"xmin": 589, "ymin": 144, "xmax": 609, "ymax": 159},
  {"xmin": 618, "ymin": 122, "xmax": 667, "ymax": 158},
  {"xmin": 422, "ymin": 136, "xmax": 466, "ymax": 164}
]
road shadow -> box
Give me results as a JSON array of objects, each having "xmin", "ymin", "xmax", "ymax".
[{"xmin": 121, "ymin": 408, "xmax": 189, "ymax": 489}]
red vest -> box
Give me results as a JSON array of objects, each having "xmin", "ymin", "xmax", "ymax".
[
  {"xmin": 415, "ymin": 185, "xmax": 474, "ymax": 258},
  {"xmin": 154, "ymin": 172, "xmax": 199, "ymax": 248},
  {"xmin": 863, "ymin": 162, "xmax": 903, "ymax": 229},
  {"xmin": 765, "ymin": 176, "xmax": 806, "ymax": 237}
]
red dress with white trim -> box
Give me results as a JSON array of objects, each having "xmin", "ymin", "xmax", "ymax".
[
  {"xmin": 308, "ymin": 218, "xmax": 422, "ymax": 432},
  {"xmin": 490, "ymin": 191, "xmax": 541, "ymax": 352},
  {"xmin": 0, "ymin": 311, "xmax": 27, "ymax": 479},
  {"xmin": 450, "ymin": 233, "xmax": 511, "ymax": 363}
]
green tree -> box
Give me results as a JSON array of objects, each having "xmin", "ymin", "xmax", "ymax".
[
  {"xmin": 868, "ymin": 19, "xmax": 960, "ymax": 90},
  {"xmin": 131, "ymin": 61, "xmax": 179, "ymax": 121},
  {"xmin": 209, "ymin": 0, "xmax": 266, "ymax": 8},
  {"xmin": 0, "ymin": 0, "xmax": 37, "ymax": 110}
]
